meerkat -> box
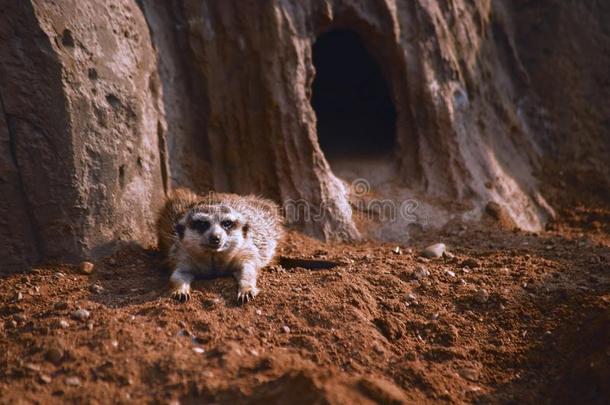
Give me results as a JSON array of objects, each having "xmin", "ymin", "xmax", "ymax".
[{"xmin": 156, "ymin": 188, "xmax": 283, "ymax": 304}]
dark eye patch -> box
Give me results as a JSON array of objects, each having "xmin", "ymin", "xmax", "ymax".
[
  {"xmin": 190, "ymin": 219, "xmax": 210, "ymax": 233},
  {"xmin": 221, "ymin": 220, "xmax": 234, "ymax": 229},
  {"xmin": 175, "ymin": 223, "xmax": 185, "ymax": 239}
]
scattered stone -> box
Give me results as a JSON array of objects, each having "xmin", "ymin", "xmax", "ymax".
[
  {"xmin": 15, "ymin": 292, "xmax": 23, "ymax": 301},
  {"xmin": 14, "ymin": 313, "xmax": 27, "ymax": 322},
  {"xmin": 86, "ymin": 321, "xmax": 94, "ymax": 330},
  {"xmin": 24, "ymin": 363, "xmax": 40, "ymax": 372},
  {"xmin": 459, "ymin": 367, "xmax": 479, "ymax": 381},
  {"xmin": 443, "ymin": 251, "xmax": 455, "ymax": 260},
  {"xmin": 57, "ymin": 319, "xmax": 70, "ymax": 329},
  {"xmin": 90, "ymin": 284, "xmax": 104, "ymax": 294},
  {"xmin": 193, "ymin": 347, "xmax": 205, "ymax": 354},
  {"xmin": 177, "ymin": 329, "xmax": 191, "ymax": 337},
  {"xmin": 406, "ymin": 293, "xmax": 417, "ymax": 302},
  {"xmin": 46, "ymin": 347, "xmax": 64, "ymax": 364},
  {"xmin": 79, "ymin": 261, "xmax": 95, "ymax": 274},
  {"xmin": 65, "ymin": 376, "xmax": 81, "ymax": 386},
  {"xmin": 72, "ymin": 309, "xmax": 90, "ymax": 321},
  {"xmin": 474, "ymin": 289, "xmax": 490, "ymax": 304},
  {"xmin": 255, "ymin": 309, "xmax": 262, "ymax": 316},
  {"xmin": 373, "ymin": 344, "xmax": 384, "ymax": 354},
  {"xmin": 414, "ymin": 265, "xmax": 430, "ymax": 279},
  {"xmin": 461, "ymin": 258, "xmax": 480, "ymax": 268},
  {"xmin": 422, "ymin": 243, "xmax": 446, "ymax": 259},
  {"xmin": 392, "ymin": 246, "xmax": 402, "ymax": 255},
  {"xmin": 282, "ymin": 325, "xmax": 291, "ymax": 334},
  {"xmin": 39, "ymin": 374, "xmax": 52, "ymax": 384},
  {"xmin": 444, "ymin": 270, "xmax": 456, "ymax": 277}
]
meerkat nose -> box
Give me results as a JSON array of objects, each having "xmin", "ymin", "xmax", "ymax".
[{"xmin": 209, "ymin": 235, "xmax": 221, "ymax": 246}]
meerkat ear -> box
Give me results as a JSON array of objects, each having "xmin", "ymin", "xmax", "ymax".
[
  {"xmin": 175, "ymin": 222, "xmax": 186, "ymax": 239},
  {"xmin": 242, "ymin": 223, "xmax": 250, "ymax": 238}
]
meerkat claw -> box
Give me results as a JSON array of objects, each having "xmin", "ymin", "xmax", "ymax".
[
  {"xmin": 236, "ymin": 292, "xmax": 249, "ymax": 305},
  {"xmin": 171, "ymin": 290, "xmax": 190, "ymax": 303},
  {"xmin": 237, "ymin": 288, "xmax": 256, "ymax": 305}
]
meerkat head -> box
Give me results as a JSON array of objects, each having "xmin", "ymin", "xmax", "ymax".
[{"xmin": 175, "ymin": 204, "xmax": 249, "ymax": 255}]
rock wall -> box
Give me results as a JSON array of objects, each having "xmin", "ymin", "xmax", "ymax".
[
  {"xmin": 0, "ymin": 0, "xmax": 608, "ymax": 271},
  {"xmin": 0, "ymin": 0, "xmax": 165, "ymax": 271}
]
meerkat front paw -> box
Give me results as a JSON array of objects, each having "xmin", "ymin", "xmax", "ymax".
[
  {"xmin": 237, "ymin": 285, "xmax": 259, "ymax": 305},
  {"xmin": 171, "ymin": 284, "xmax": 191, "ymax": 303}
]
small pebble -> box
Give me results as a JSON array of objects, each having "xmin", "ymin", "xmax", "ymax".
[
  {"xmin": 65, "ymin": 376, "xmax": 81, "ymax": 386},
  {"xmin": 15, "ymin": 292, "xmax": 23, "ymax": 301},
  {"xmin": 192, "ymin": 347, "xmax": 205, "ymax": 354},
  {"xmin": 14, "ymin": 313, "xmax": 27, "ymax": 322},
  {"xmin": 444, "ymin": 270, "xmax": 456, "ymax": 277},
  {"xmin": 79, "ymin": 261, "xmax": 95, "ymax": 275},
  {"xmin": 46, "ymin": 347, "xmax": 63, "ymax": 364},
  {"xmin": 55, "ymin": 301, "xmax": 69, "ymax": 310},
  {"xmin": 422, "ymin": 243, "xmax": 446, "ymax": 259},
  {"xmin": 474, "ymin": 289, "xmax": 489, "ymax": 304},
  {"xmin": 255, "ymin": 309, "xmax": 262, "ymax": 316},
  {"xmin": 414, "ymin": 265, "xmax": 430, "ymax": 279},
  {"xmin": 461, "ymin": 258, "xmax": 480, "ymax": 268},
  {"xmin": 39, "ymin": 374, "xmax": 52, "ymax": 384},
  {"xmin": 90, "ymin": 284, "xmax": 104, "ymax": 294},
  {"xmin": 443, "ymin": 251, "xmax": 455, "ymax": 259},
  {"xmin": 58, "ymin": 319, "xmax": 70, "ymax": 329},
  {"xmin": 24, "ymin": 363, "xmax": 40, "ymax": 372},
  {"xmin": 282, "ymin": 325, "xmax": 291, "ymax": 334},
  {"xmin": 392, "ymin": 246, "xmax": 402, "ymax": 255},
  {"xmin": 72, "ymin": 309, "xmax": 90, "ymax": 321},
  {"xmin": 107, "ymin": 257, "xmax": 117, "ymax": 266},
  {"xmin": 460, "ymin": 367, "xmax": 479, "ymax": 381}
]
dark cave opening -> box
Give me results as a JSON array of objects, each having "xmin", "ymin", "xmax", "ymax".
[{"xmin": 311, "ymin": 29, "xmax": 397, "ymax": 161}]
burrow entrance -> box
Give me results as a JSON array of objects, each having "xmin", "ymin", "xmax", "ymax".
[{"xmin": 311, "ymin": 29, "xmax": 397, "ymax": 163}]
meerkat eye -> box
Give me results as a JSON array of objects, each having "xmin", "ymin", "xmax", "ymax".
[
  {"xmin": 191, "ymin": 219, "xmax": 210, "ymax": 233},
  {"xmin": 221, "ymin": 220, "xmax": 234, "ymax": 229}
]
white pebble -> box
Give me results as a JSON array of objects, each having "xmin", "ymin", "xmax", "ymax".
[
  {"xmin": 421, "ymin": 243, "xmax": 446, "ymax": 259},
  {"xmin": 444, "ymin": 270, "xmax": 456, "ymax": 277},
  {"xmin": 193, "ymin": 347, "xmax": 205, "ymax": 354},
  {"xmin": 414, "ymin": 265, "xmax": 430, "ymax": 279},
  {"xmin": 72, "ymin": 309, "xmax": 90, "ymax": 321},
  {"xmin": 282, "ymin": 325, "xmax": 291, "ymax": 334},
  {"xmin": 65, "ymin": 376, "xmax": 81, "ymax": 386}
]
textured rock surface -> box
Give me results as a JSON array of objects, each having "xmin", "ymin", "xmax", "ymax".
[
  {"xmin": 0, "ymin": 0, "xmax": 608, "ymax": 271},
  {"xmin": 0, "ymin": 0, "xmax": 165, "ymax": 270}
]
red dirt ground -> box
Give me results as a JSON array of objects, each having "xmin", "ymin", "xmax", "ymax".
[{"xmin": 1, "ymin": 197, "xmax": 609, "ymax": 404}]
